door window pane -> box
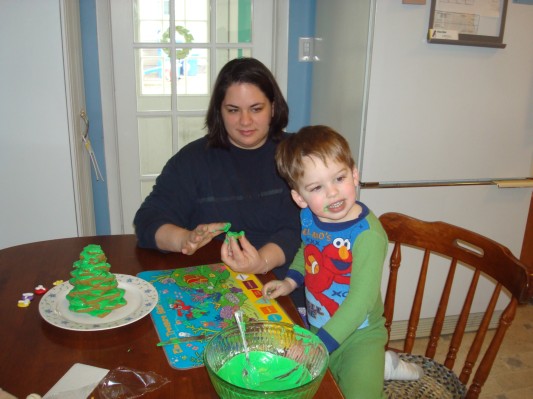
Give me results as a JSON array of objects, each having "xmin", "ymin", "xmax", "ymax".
[
  {"xmin": 175, "ymin": 0, "xmax": 209, "ymax": 43},
  {"xmin": 216, "ymin": 0, "xmax": 252, "ymax": 43},
  {"xmin": 177, "ymin": 48, "xmax": 209, "ymax": 111},
  {"xmin": 215, "ymin": 48, "xmax": 251, "ymax": 73},
  {"xmin": 141, "ymin": 180, "xmax": 156, "ymax": 201},
  {"xmin": 138, "ymin": 117, "xmax": 172, "ymax": 175},
  {"xmin": 136, "ymin": 48, "xmax": 171, "ymax": 111},
  {"xmin": 176, "ymin": 116, "xmax": 206, "ymax": 151},
  {"xmin": 135, "ymin": 0, "xmax": 209, "ymax": 44},
  {"xmin": 134, "ymin": 0, "xmax": 169, "ymax": 43}
]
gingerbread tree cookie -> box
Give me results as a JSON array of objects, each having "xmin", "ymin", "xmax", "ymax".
[{"xmin": 66, "ymin": 244, "xmax": 127, "ymax": 318}]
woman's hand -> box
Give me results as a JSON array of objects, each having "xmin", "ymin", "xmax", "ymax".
[
  {"xmin": 221, "ymin": 234, "xmax": 265, "ymax": 274},
  {"xmin": 262, "ymin": 278, "xmax": 297, "ymax": 299},
  {"xmin": 181, "ymin": 222, "xmax": 230, "ymax": 255},
  {"xmin": 155, "ymin": 222, "xmax": 228, "ymax": 254}
]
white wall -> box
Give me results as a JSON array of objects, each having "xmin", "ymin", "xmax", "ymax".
[
  {"xmin": 0, "ymin": 0, "xmax": 88, "ymax": 249},
  {"xmin": 362, "ymin": 1, "xmax": 533, "ymax": 183}
]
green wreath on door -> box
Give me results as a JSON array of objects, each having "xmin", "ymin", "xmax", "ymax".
[{"xmin": 161, "ymin": 25, "xmax": 194, "ymax": 60}]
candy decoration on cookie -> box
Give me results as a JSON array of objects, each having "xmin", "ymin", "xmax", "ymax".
[{"xmin": 66, "ymin": 244, "xmax": 127, "ymax": 318}]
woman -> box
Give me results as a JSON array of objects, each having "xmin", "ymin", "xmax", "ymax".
[{"xmin": 134, "ymin": 58, "xmax": 303, "ymax": 305}]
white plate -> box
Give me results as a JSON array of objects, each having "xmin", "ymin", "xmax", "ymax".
[{"xmin": 39, "ymin": 274, "xmax": 158, "ymax": 331}]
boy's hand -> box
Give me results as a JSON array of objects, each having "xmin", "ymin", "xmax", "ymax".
[{"xmin": 262, "ymin": 278, "xmax": 297, "ymax": 299}]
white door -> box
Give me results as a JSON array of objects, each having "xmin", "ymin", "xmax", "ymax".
[{"xmin": 104, "ymin": 0, "xmax": 287, "ymax": 233}]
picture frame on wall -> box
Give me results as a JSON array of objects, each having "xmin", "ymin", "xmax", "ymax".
[{"xmin": 428, "ymin": 0, "xmax": 508, "ymax": 48}]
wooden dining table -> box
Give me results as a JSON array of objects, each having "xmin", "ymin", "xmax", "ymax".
[{"xmin": 0, "ymin": 235, "xmax": 343, "ymax": 398}]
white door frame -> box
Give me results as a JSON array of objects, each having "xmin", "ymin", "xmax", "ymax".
[{"xmin": 95, "ymin": 0, "xmax": 289, "ymax": 234}]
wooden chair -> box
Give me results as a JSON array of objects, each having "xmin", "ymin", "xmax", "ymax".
[{"xmin": 379, "ymin": 212, "xmax": 530, "ymax": 399}]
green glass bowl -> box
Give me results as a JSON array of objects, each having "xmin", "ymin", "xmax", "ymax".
[{"xmin": 203, "ymin": 321, "xmax": 329, "ymax": 399}]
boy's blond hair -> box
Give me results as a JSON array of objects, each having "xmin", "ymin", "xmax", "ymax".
[{"xmin": 276, "ymin": 125, "xmax": 356, "ymax": 189}]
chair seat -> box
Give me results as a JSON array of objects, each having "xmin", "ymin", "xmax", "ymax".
[{"xmin": 384, "ymin": 353, "xmax": 466, "ymax": 399}]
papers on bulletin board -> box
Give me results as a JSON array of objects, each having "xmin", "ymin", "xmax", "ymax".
[
  {"xmin": 433, "ymin": 0, "xmax": 504, "ymax": 37},
  {"xmin": 437, "ymin": 0, "xmax": 501, "ymax": 18}
]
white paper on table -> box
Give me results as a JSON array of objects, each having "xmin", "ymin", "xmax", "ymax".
[{"xmin": 43, "ymin": 363, "xmax": 109, "ymax": 399}]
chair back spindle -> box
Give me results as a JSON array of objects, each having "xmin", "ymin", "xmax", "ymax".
[{"xmin": 426, "ymin": 257, "xmax": 456, "ymax": 359}]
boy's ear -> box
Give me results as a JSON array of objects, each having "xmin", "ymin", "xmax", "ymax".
[
  {"xmin": 291, "ymin": 189, "xmax": 308, "ymax": 209},
  {"xmin": 352, "ymin": 167, "xmax": 360, "ymax": 186}
]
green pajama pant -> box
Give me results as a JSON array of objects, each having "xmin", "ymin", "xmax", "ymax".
[{"xmin": 316, "ymin": 318, "xmax": 388, "ymax": 399}]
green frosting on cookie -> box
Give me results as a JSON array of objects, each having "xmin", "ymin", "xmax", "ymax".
[{"xmin": 67, "ymin": 244, "xmax": 127, "ymax": 318}]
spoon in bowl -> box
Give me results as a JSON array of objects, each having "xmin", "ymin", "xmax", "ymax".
[{"xmin": 234, "ymin": 310, "xmax": 260, "ymax": 387}]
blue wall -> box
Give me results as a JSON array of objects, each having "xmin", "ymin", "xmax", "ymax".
[
  {"xmin": 79, "ymin": 0, "xmax": 315, "ymax": 234},
  {"xmin": 287, "ymin": 0, "xmax": 315, "ymax": 133},
  {"xmin": 79, "ymin": 0, "xmax": 110, "ymax": 235}
]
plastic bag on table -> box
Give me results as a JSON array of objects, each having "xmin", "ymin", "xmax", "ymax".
[{"xmin": 95, "ymin": 366, "xmax": 170, "ymax": 399}]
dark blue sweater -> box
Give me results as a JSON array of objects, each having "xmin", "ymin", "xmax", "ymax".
[{"xmin": 133, "ymin": 135, "xmax": 301, "ymax": 279}]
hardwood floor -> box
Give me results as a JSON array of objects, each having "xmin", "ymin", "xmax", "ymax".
[{"xmin": 477, "ymin": 304, "xmax": 533, "ymax": 399}]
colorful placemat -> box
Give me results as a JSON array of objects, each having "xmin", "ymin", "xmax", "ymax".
[{"xmin": 137, "ymin": 263, "xmax": 292, "ymax": 369}]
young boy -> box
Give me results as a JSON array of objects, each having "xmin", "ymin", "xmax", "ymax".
[{"xmin": 263, "ymin": 126, "xmax": 421, "ymax": 398}]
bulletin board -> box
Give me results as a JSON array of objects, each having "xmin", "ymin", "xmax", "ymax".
[{"xmin": 428, "ymin": 0, "xmax": 508, "ymax": 48}]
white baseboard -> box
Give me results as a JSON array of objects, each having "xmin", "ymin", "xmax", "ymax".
[{"xmin": 389, "ymin": 311, "xmax": 502, "ymax": 341}]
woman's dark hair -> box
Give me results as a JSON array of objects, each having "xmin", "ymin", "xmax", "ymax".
[{"xmin": 205, "ymin": 58, "xmax": 289, "ymax": 148}]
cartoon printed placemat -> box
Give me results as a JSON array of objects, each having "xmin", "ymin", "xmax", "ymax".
[{"xmin": 137, "ymin": 263, "xmax": 292, "ymax": 369}]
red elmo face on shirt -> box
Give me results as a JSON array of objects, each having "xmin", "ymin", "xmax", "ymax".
[
  {"xmin": 303, "ymin": 239, "xmax": 353, "ymax": 317},
  {"xmin": 304, "ymin": 238, "xmax": 353, "ymax": 277},
  {"xmin": 323, "ymin": 238, "xmax": 353, "ymax": 273}
]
